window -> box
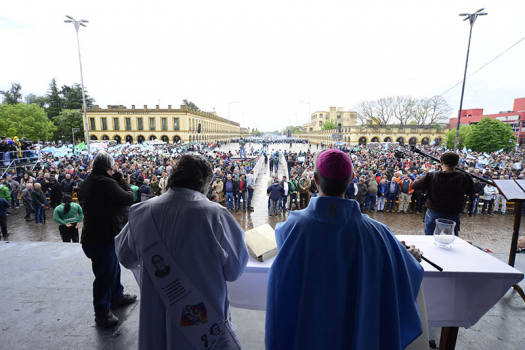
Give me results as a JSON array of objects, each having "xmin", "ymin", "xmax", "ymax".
[
  {"xmin": 162, "ymin": 118, "xmax": 167, "ymax": 131},
  {"xmin": 149, "ymin": 118, "xmax": 155, "ymax": 131},
  {"xmin": 337, "ymin": 115, "xmax": 341, "ymax": 119},
  {"xmin": 89, "ymin": 118, "xmax": 96, "ymax": 131},
  {"xmin": 174, "ymin": 118, "xmax": 180, "ymax": 131},
  {"xmin": 137, "ymin": 118, "xmax": 143, "ymax": 131},
  {"xmin": 102, "ymin": 118, "xmax": 107, "ymax": 131},
  {"xmin": 125, "ymin": 118, "xmax": 131, "ymax": 131},
  {"xmin": 113, "ymin": 118, "xmax": 119, "ymax": 131}
]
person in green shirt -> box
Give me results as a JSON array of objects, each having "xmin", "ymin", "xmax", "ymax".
[
  {"xmin": 53, "ymin": 194, "xmax": 84, "ymax": 243},
  {"xmin": 130, "ymin": 179, "xmax": 139, "ymax": 203},
  {"xmin": 0, "ymin": 179, "xmax": 11, "ymax": 203}
]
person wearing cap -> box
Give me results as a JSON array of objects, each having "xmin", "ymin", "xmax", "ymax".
[{"xmin": 266, "ymin": 149, "xmax": 424, "ymax": 350}]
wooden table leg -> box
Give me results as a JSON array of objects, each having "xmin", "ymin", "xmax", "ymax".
[{"xmin": 439, "ymin": 327, "xmax": 459, "ymax": 350}]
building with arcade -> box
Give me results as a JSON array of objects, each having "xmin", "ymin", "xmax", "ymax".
[{"xmin": 85, "ymin": 104, "xmax": 241, "ymax": 144}]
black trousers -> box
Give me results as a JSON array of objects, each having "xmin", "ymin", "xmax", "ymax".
[
  {"xmin": 59, "ymin": 225, "xmax": 79, "ymax": 243},
  {"xmin": 0, "ymin": 214, "xmax": 7, "ymax": 237}
]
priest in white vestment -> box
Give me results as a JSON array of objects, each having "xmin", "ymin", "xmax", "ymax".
[{"xmin": 116, "ymin": 154, "xmax": 249, "ymax": 349}]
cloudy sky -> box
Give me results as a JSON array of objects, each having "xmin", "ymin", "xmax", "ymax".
[{"xmin": 1, "ymin": 1, "xmax": 524, "ymax": 131}]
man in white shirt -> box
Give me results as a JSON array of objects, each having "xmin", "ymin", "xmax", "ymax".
[
  {"xmin": 279, "ymin": 175, "xmax": 289, "ymax": 212},
  {"xmin": 116, "ymin": 154, "xmax": 249, "ymax": 349}
]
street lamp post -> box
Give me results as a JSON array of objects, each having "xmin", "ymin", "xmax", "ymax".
[
  {"xmin": 300, "ymin": 100, "xmax": 311, "ymax": 142},
  {"xmin": 228, "ymin": 100, "xmax": 239, "ymax": 142},
  {"xmin": 64, "ymin": 15, "xmax": 91, "ymax": 153},
  {"xmin": 454, "ymin": 8, "xmax": 488, "ymax": 151}
]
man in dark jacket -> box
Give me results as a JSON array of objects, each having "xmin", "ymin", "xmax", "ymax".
[
  {"xmin": 235, "ymin": 174, "xmax": 247, "ymax": 211},
  {"xmin": 50, "ymin": 179, "xmax": 63, "ymax": 208},
  {"xmin": 61, "ymin": 173, "xmax": 76, "ymax": 195},
  {"xmin": 79, "ymin": 152, "xmax": 136, "ymax": 328},
  {"xmin": 412, "ymin": 152, "xmax": 474, "ymax": 236},
  {"xmin": 386, "ymin": 177, "xmax": 401, "ymax": 213},
  {"xmin": 267, "ymin": 177, "xmax": 284, "ymax": 217}
]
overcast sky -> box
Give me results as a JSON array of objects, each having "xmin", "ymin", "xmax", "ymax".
[{"xmin": 1, "ymin": 1, "xmax": 524, "ymax": 131}]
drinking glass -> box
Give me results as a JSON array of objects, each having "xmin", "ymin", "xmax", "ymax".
[{"xmin": 433, "ymin": 218, "xmax": 456, "ymax": 249}]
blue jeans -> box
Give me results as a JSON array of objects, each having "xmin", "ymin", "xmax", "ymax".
[
  {"xmin": 365, "ymin": 194, "xmax": 377, "ymax": 210},
  {"xmin": 82, "ymin": 242, "xmax": 124, "ymax": 316},
  {"xmin": 247, "ymin": 188, "xmax": 254, "ymax": 208},
  {"xmin": 387, "ymin": 193, "xmax": 397, "ymax": 211},
  {"xmin": 239, "ymin": 148, "xmax": 246, "ymax": 158},
  {"xmin": 225, "ymin": 192, "xmax": 234, "ymax": 210},
  {"xmin": 34, "ymin": 205, "xmax": 43, "ymax": 223},
  {"xmin": 424, "ymin": 209, "xmax": 460, "ymax": 236},
  {"xmin": 279, "ymin": 195, "xmax": 288, "ymax": 210},
  {"xmin": 289, "ymin": 193, "xmax": 298, "ymax": 210},
  {"xmin": 237, "ymin": 192, "xmax": 246, "ymax": 210},
  {"xmin": 11, "ymin": 192, "xmax": 19, "ymax": 207}
]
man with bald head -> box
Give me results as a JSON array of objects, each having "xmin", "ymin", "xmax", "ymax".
[
  {"xmin": 266, "ymin": 149, "xmax": 424, "ymax": 350},
  {"xmin": 31, "ymin": 182, "xmax": 46, "ymax": 224}
]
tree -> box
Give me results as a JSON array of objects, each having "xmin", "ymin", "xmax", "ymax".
[
  {"xmin": 183, "ymin": 100, "xmax": 200, "ymax": 111},
  {"xmin": 0, "ymin": 82, "xmax": 23, "ymax": 104},
  {"xmin": 412, "ymin": 96, "xmax": 452, "ymax": 126},
  {"xmin": 253, "ymin": 129, "xmax": 261, "ymax": 136},
  {"xmin": 465, "ymin": 117, "xmax": 516, "ymax": 152},
  {"xmin": 355, "ymin": 100, "xmax": 392, "ymax": 126},
  {"xmin": 25, "ymin": 93, "xmax": 49, "ymax": 108},
  {"xmin": 282, "ymin": 125, "xmax": 303, "ymax": 134},
  {"xmin": 46, "ymin": 78, "xmax": 63, "ymax": 119},
  {"xmin": 445, "ymin": 125, "xmax": 471, "ymax": 150},
  {"xmin": 53, "ymin": 109, "xmax": 84, "ymax": 142},
  {"xmin": 321, "ymin": 120, "xmax": 337, "ymax": 130},
  {"xmin": 61, "ymin": 83, "xmax": 95, "ymax": 110},
  {"xmin": 391, "ymin": 96, "xmax": 414, "ymax": 126},
  {"xmin": 0, "ymin": 103, "xmax": 56, "ymax": 140}
]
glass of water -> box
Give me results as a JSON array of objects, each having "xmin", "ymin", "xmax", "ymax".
[{"xmin": 433, "ymin": 218, "xmax": 456, "ymax": 249}]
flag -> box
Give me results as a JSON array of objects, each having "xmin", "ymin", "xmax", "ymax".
[
  {"xmin": 75, "ymin": 142, "xmax": 87, "ymax": 150},
  {"xmin": 462, "ymin": 147, "xmax": 467, "ymax": 154}
]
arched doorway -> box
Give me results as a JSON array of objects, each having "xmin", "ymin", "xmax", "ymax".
[
  {"xmin": 137, "ymin": 135, "xmax": 145, "ymax": 144},
  {"xmin": 371, "ymin": 137, "xmax": 379, "ymax": 142},
  {"xmin": 102, "ymin": 135, "xmax": 109, "ymax": 141},
  {"xmin": 384, "ymin": 137, "xmax": 392, "ymax": 142},
  {"xmin": 421, "ymin": 137, "xmax": 429, "ymax": 145},
  {"xmin": 114, "ymin": 135, "xmax": 121, "ymax": 144},
  {"xmin": 149, "ymin": 135, "xmax": 156, "ymax": 141},
  {"xmin": 409, "ymin": 137, "xmax": 417, "ymax": 145},
  {"xmin": 358, "ymin": 137, "xmax": 367, "ymax": 145},
  {"xmin": 173, "ymin": 135, "xmax": 181, "ymax": 144},
  {"xmin": 125, "ymin": 135, "xmax": 133, "ymax": 144},
  {"xmin": 434, "ymin": 137, "xmax": 442, "ymax": 146},
  {"xmin": 161, "ymin": 135, "xmax": 169, "ymax": 143},
  {"xmin": 90, "ymin": 135, "xmax": 98, "ymax": 140},
  {"xmin": 396, "ymin": 137, "xmax": 405, "ymax": 145}
]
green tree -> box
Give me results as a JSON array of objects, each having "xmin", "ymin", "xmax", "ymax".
[
  {"xmin": 0, "ymin": 82, "xmax": 23, "ymax": 104},
  {"xmin": 445, "ymin": 125, "xmax": 471, "ymax": 149},
  {"xmin": 465, "ymin": 117, "xmax": 516, "ymax": 152},
  {"xmin": 46, "ymin": 78, "xmax": 63, "ymax": 119},
  {"xmin": 321, "ymin": 120, "xmax": 337, "ymax": 130},
  {"xmin": 0, "ymin": 103, "xmax": 56, "ymax": 140},
  {"xmin": 53, "ymin": 109, "xmax": 84, "ymax": 142},
  {"xmin": 183, "ymin": 99, "xmax": 200, "ymax": 111},
  {"xmin": 61, "ymin": 83, "xmax": 95, "ymax": 110},
  {"xmin": 253, "ymin": 129, "xmax": 261, "ymax": 136},
  {"xmin": 25, "ymin": 93, "xmax": 49, "ymax": 108}
]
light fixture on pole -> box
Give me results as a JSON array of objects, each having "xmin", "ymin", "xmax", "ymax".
[
  {"xmin": 228, "ymin": 100, "xmax": 239, "ymax": 141},
  {"xmin": 300, "ymin": 100, "xmax": 311, "ymax": 142},
  {"xmin": 454, "ymin": 8, "xmax": 488, "ymax": 151},
  {"xmin": 64, "ymin": 15, "xmax": 91, "ymax": 153}
]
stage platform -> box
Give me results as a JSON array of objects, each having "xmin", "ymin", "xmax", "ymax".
[{"xmin": 1, "ymin": 241, "xmax": 524, "ymax": 349}]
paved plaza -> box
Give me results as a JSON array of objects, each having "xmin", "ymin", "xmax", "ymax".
[{"xmin": 0, "ymin": 143, "xmax": 524, "ymax": 349}]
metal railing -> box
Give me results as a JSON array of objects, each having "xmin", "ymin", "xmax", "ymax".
[{"xmin": 0, "ymin": 149, "xmax": 43, "ymax": 179}]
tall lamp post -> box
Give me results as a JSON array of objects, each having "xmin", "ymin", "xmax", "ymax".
[
  {"xmin": 300, "ymin": 100, "xmax": 311, "ymax": 142},
  {"xmin": 64, "ymin": 15, "xmax": 91, "ymax": 153},
  {"xmin": 453, "ymin": 8, "xmax": 488, "ymax": 151},
  {"xmin": 228, "ymin": 100, "xmax": 239, "ymax": 141}
]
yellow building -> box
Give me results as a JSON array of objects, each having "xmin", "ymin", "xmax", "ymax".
[
  {"xmin": 85, "ymin": 104, "xmax": 241, "ymax": 144},
  {"xmin": 310, "ymin": 107, "xmax": 358, "ymax": 132},
  {"xmin": 300, "ymin": 106, "xmax": 446, "ymax": 146}
]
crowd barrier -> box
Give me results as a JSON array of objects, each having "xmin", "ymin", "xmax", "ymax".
[{"xmin": 252, "ymin": 155, "xmax": 265, "ymax": 183}]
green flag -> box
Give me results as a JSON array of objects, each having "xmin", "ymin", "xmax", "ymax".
[{"xmin": 75, "ymin": 142, "xmax": 86, "ymax": 150}]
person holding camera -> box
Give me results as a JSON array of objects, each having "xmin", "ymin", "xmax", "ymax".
[{"xmin": 412, "ymin": 152, "xmax": 475, "ymax": 236}]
